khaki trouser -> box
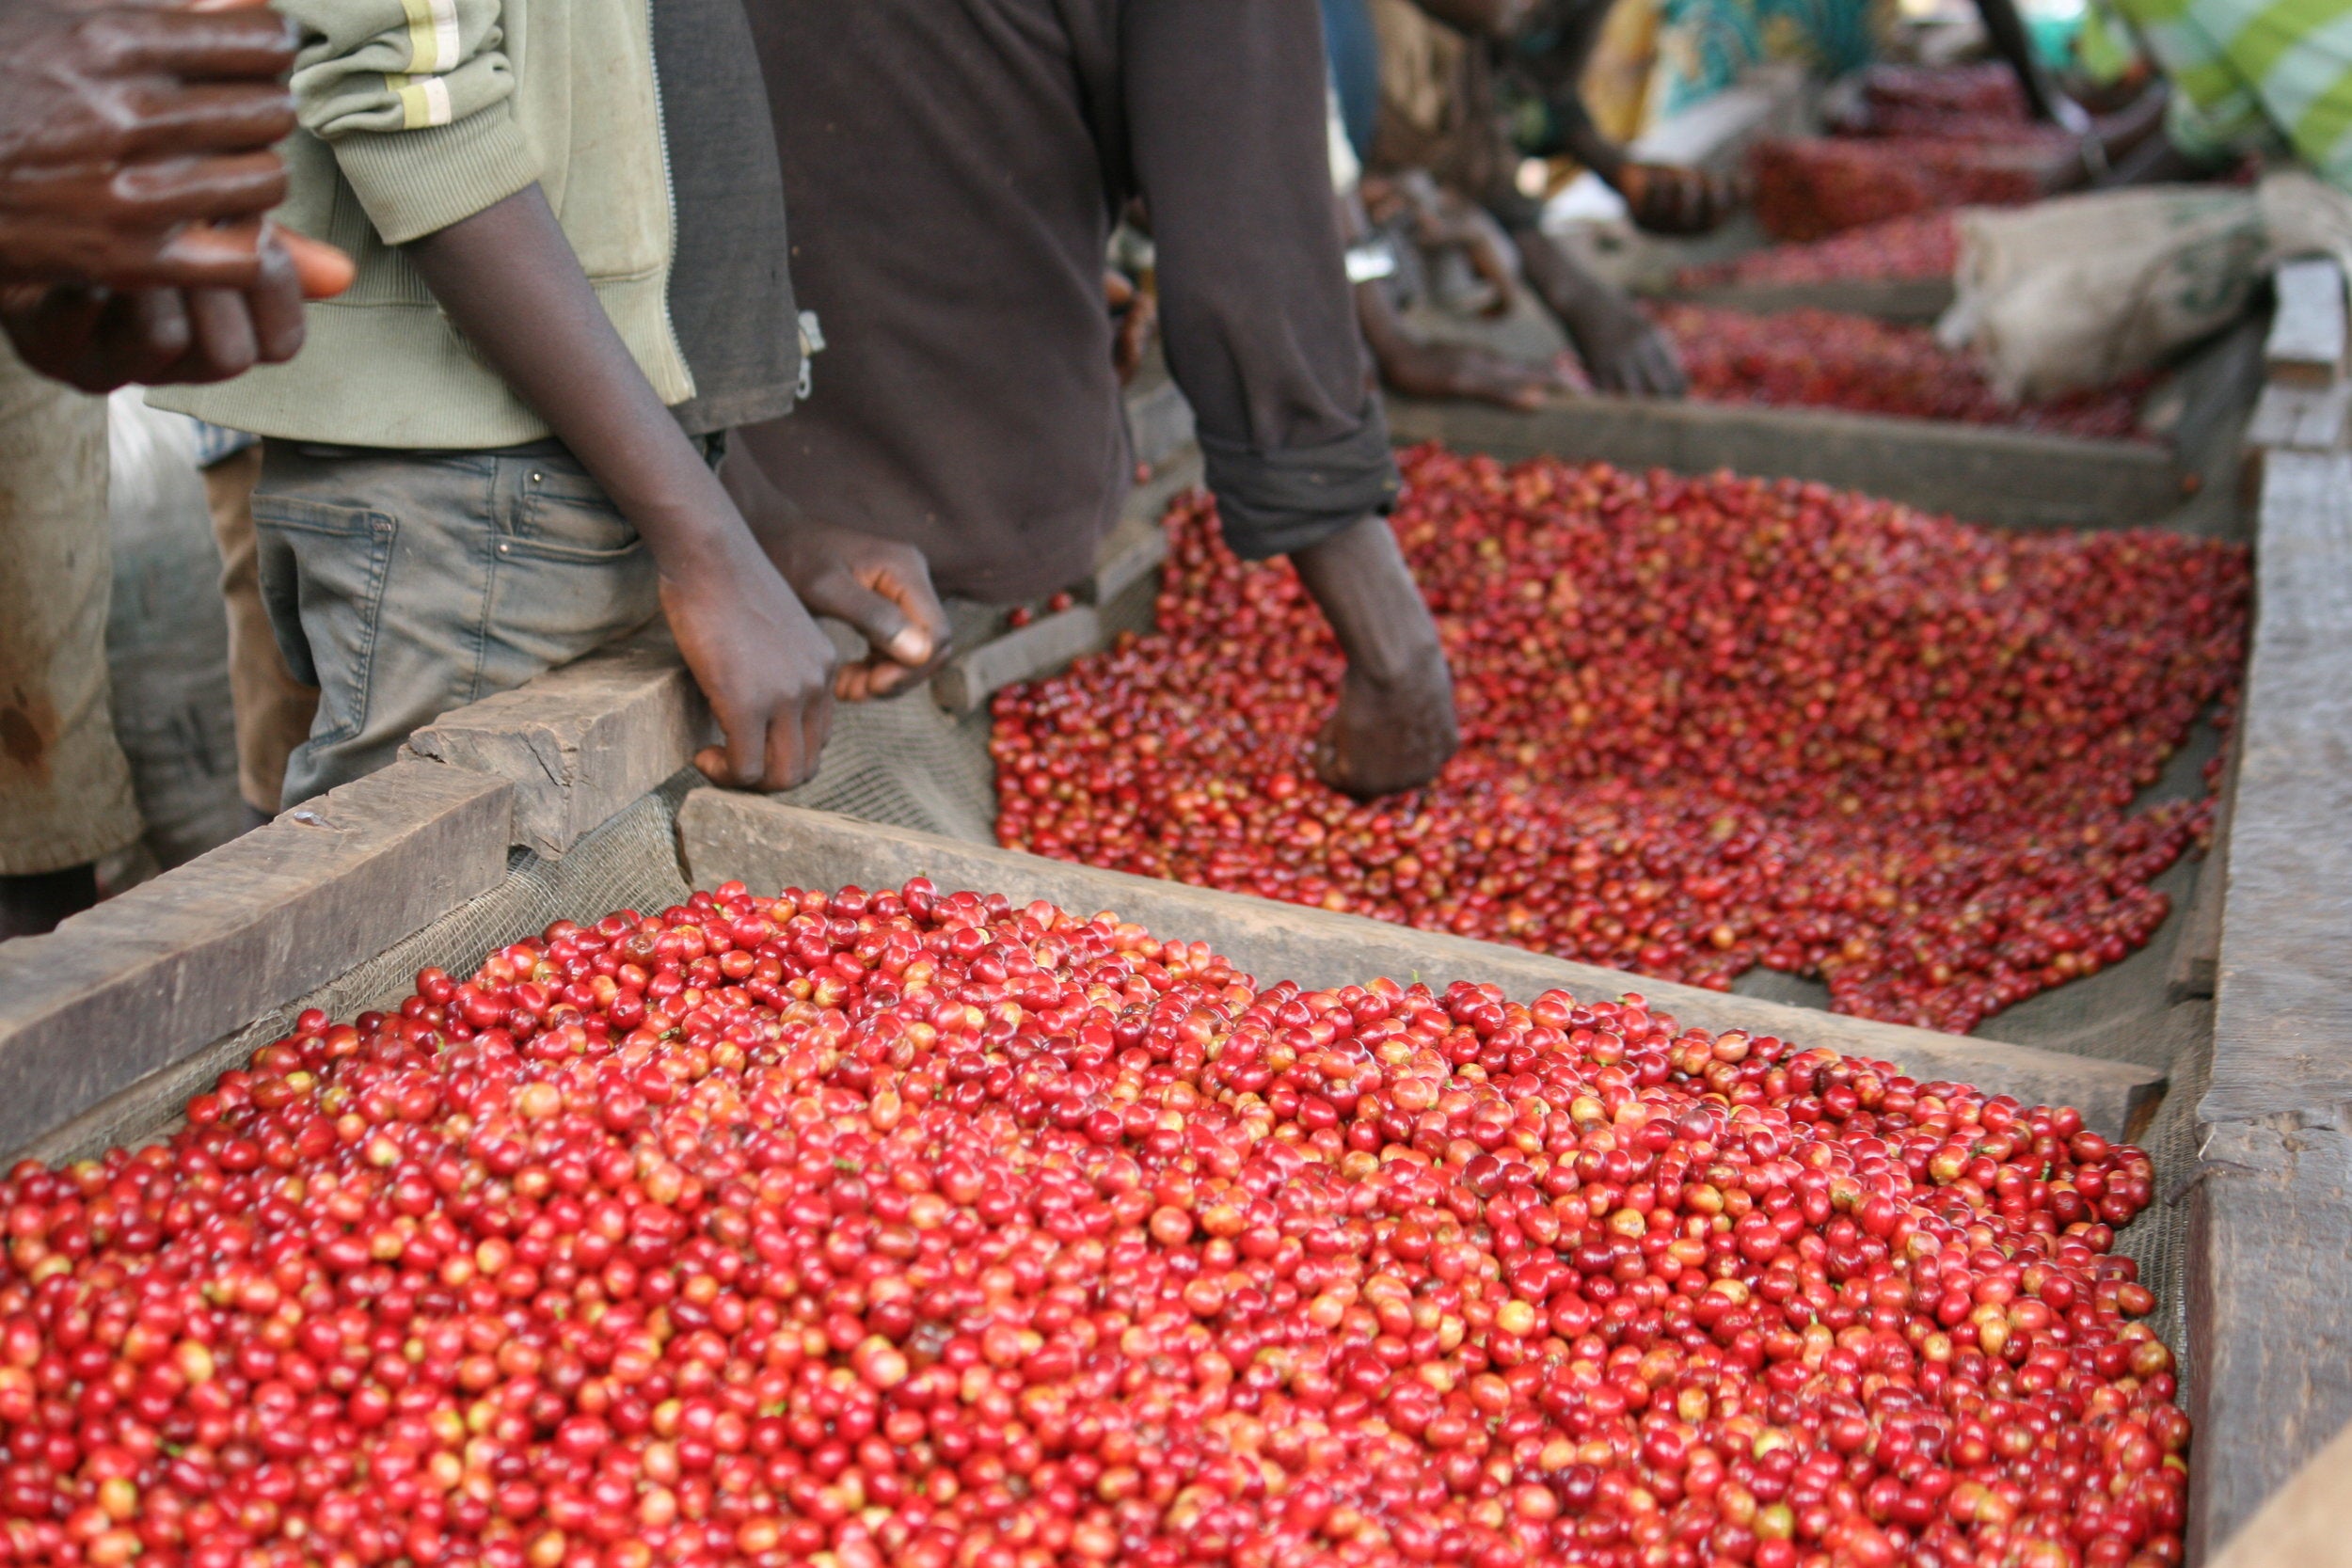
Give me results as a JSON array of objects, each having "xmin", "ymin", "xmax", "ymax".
[
  {"xmin": 202, "ymin": 441, "xmax": 317, "ymax": 816},
  {"xmin": 0, "ymin": 343, "xmax": 141, "ymax": 875}
]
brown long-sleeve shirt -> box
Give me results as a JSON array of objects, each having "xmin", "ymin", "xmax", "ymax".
[{"xmin": 738, "ymin": 0, "xmax": 1398, "ymax": 604}]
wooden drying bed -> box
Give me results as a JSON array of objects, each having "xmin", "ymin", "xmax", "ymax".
[{"xmin": 0, "ymin": 261, "xmax": 2340, "ymax": 1565}]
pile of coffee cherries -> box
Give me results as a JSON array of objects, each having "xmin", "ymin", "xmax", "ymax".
[
  {"xmin": 1859, "ymin": 64, "xmax": 2028, "ymax": 119},
  {"xmin": 1674, "ymin": 214, "xmax": 1959, "ymax": 292},
  {"xmin": 0, "ymin": 880, "xmax": 2183, "ymax": 1568},
  {"xmin": 994, "ymin": 449, "xmax": 2247, "ymax": 1032},
  {"xmin": 1656, "ymin": 306, "xmax": 2150, "ymax": 440},
  {"xmin": 1749, "ymin": 139, "xmax": 2053, "ymax": 242}
]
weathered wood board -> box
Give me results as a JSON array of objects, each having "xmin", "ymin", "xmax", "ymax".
[
  {"xmin": 0, "ymin": 761, "xmax": 511, "ymax": 1156},
  {"xmin": 2267, "ymin": 259, "xmax": 2348, "ymax": 389},
  {"xmin": 1385, "ymin": 395, "xmax": 2185, "ymax": 531},
  {"xmin": 677, "ymin": 791, "xmax": 2163, "ymax": 1137},
  {"xmin": 2186, "ymin": 346, "xmax": 2352, "ymax": 1554},
  {"xmin": 405, "ymin": 623, "xmax": 709, "ymax": 859},
  {"xmin": 934, "ymin": 607, "xmax": 1103, "ymax": 714},
  {"xmin": 2201, "ymin": 451, "xmax": 2352, "ymax": 1123},
  {"xmin": 2188, "ymin": 1120, "xmax": 2352, "ymax": 1561},
  {"xmin": 2169, "ymin": 719, "xmax": 2245, "ymax": 1004}
]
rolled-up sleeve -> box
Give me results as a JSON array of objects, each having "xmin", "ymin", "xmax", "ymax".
[
  {"xmin": 283, "ymin": 0, "xmax": 538, "ymax": 244},
  {"xmin": 1122, "ymin": 0, "xmax": 1400, "ymax": 560}
]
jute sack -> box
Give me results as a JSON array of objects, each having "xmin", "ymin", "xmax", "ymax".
[
  {"xmin": 1940, "ymin": 171, "xmax": 2352, "ymax": 401},
  {"xmin": 1938, "ymin": 183, "xmax": 2267, "ymax": 402}
]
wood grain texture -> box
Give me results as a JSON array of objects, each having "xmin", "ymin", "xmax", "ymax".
[
  {"xmin": 405, "ymin": 625, "xmax": 711, "ymax": 858},
  {"xmin": 2188, "ymin": 1120, "xmax": 2352, "ymax": 1560},
  {"xmin": 2267, "ymin": 260, "xmax": 2348, "ymax": 389},
  {"xmin": 678, "ymin": 792, "xmax": 2163, "ymax": 1135},
  {"xmin": 2170, "ymin": 721, "xmax": 2246, "ymax": 1004},
  {"xmin": 0, "ymin": 761, "xmax": 511, "ymax": 1157},
  {"xmin": 1384, "ymin": 396, "xmax": 2184, "ymax": 531},
  {"xmin": 932, "ymin": 607, "xmax": 1104, "ymax": 714},
  {"xmin": 2243, "ymin": 382, "xmax": 2351, "ymax": 455},
  {"xmin": 2202, "ymin": 451, "xmax": 2352, "ymax": 1123},
  {"xmin": 1125, "ymin": 378, "xmax": 1197, "ymax": 472}
]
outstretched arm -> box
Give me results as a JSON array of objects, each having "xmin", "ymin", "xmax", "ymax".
[
  {"xmin": 1971, "ymin": 0, "xmax": 2090, "ymax": 128},
  {"xmin": 1535, "ymin": 0, "xmax": 1745, "ymax": 232},
  {"xmin": 1126, "ymin": 0, "xmax": 1459, "ymax": 797},
  {"xmin": 405, "ymin": 186, "xmax": 841, "ymax": 790}
]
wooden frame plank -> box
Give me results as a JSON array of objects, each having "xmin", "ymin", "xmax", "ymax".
[
  {"xmin": 933, "ymin": 607, "xmax": 1104, "ymax": 714},
  {"xmin": 0, "ymin": 761, "xmax": 511, "ymax": 1156},
  {"xmin": 2267, "ymin": 259, "xmax": 2348, "ymax": 389},
  {"xmin": 2188, "ymin": 1121, "xmax": 2352, "ymax": 1560},
  {"xmin": 405, "ymin": 624, "xmax": 709, "ymax": 859},
  {"xmin": 2187, "ymin": 407, "xmax": 2352, "ymax": 1550},
  {"xmin": 1385, "ymin": 395, "xmax": 2185, "ymax": 531},
  {"xmin": 2201, "ymin": 451, "xmax": 2352, "ymax": 1123},
  {"xmin": 676, "ymin": 791, "xmax": 2164, "ymax": 1136}
]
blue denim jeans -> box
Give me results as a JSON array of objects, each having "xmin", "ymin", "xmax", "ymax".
[{"xmin": 253, "ymin": 441, "xmax": 673, "ymax": 808}]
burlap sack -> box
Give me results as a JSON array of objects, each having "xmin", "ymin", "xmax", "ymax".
[{"xmin": 1940, "ymin": 171, "xmax": 2352, "ymax": 402}]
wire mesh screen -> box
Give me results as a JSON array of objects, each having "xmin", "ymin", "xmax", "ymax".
[{"xmin": 771, "ymin": 693, "xmax": 997, "ymax": 847}]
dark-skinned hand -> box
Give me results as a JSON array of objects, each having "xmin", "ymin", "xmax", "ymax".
[
  {"xmin": 1612, "ymin": 161, "xmax": 1748, "ymax": 236},
  {"xmin": 1510, "ymin": 226, "xmax": 1685, "ymax": 395},
  {"xmin": 723, "ymin": 450, "xmax": 953, "ymax": 702},
  {"xmin": 1290, "ymin": 515, "xmax": 1459, "ymax": 798},
  {"xmin": 1374, "ymin": 330, "xmax": 1568, "ymax": 411},
  {"xmin": 658, "ymin": 528, "xmax": 844, "ymax": 792},
  {"xmin": 405, "ymin": 185, "xmax": 841, "ymax": 792},
  {"xmin": 1557, "ymin": 287, "xmax": 1684, "ymax": 395},
  {"xmin": 0, "ymin": 214, "xmax": 326, "ymax": 388},
  {"xmin": 0, "ymin": 0, "xmax": 298, "ymax": 288},
  {"xmin": 1104, "ymin": 268, "xmax": 1158, "ymax": 386}
]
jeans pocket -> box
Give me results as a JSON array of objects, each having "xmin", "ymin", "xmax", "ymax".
[
  {"xmin": 251, "ymin": 495, "xmax": 396, "ymax": 750},
  {"xmin": 510, "ymin": 467, "xmax": 645, "ymax": 563}
]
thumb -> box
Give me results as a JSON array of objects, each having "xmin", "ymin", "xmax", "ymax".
[{"xmin": 825, "ymin": 573, "xmax": 932, "ymax": 667}]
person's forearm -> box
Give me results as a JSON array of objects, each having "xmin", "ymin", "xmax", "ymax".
[
  {"xmin": 1291, "ymin": 516, "xmax": 1444, "ymax": 686},
  {"xmin": 2101, "ymin": 131, "xmax": 2230, "ymax": 187},
  {"xmin": 1556, "ymin": 103, "xmax": 1627, "ymax": 182},
  {"xmin": 2093, "ymin": 83, "xmax": 2174, "ymax": 167},
  {"xmin": 402, "ymin": 185, "xmax": 737, "ymax": 573},
  {"xmin": 1970, "ymin": 0, "xmax": 2069, "ymax": 122},
  {"xmin": 1514, "ymin": 223, "xmax": 1608, "ymax": 311}
]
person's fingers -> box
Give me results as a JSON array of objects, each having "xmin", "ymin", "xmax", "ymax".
[
  {"xmin": 82, "ymin": 8, "xmax": 295, "ymax": 83},
  {"xmin": 118, "ymin": 287, "xmax": 193, "ymax": 381},
  {"xmin": 105, "ymin": 79, "xmax": 297, "ymax": 161},
  {"xmin": 180, "ymin": 284, "xmax": 257, "ymax": 379},
  {"xmin": 1641, "ymin": 337, "xmax": 1688, "ymax": 397},
  {"xmin": 706, "ymin": 701, "xmax": 771, "ymax": 791},
  {"xmin": 759, "ymin": 686, "xmax": 824, "ymax": 793},
  {"xmin": 1310, "ymin": 714, "xmax": 1353, "ymax": 795},
  {"xmin": 116, "ymin": 151, "xmax": 290, "ymax": 231},
  {"xmin": 243, "ymin": 236, "xmax": 306, "ymax": 361},
  {"xmin": 816, "ymin": 571, "xmax": 924, "ymax": 671},
  {"xmin": 692, "ymin": 744, "xmax": 741, "ymax": 789},
  {"xmin": 274, "ymin": 229, "xmax": 355, "ymax": 300},
  {"xmin": 1469, "ymin": 237, "xmax": 1518, "ymax": 316},
  {"xmin": 874, "ymin": 557, "xmax": 951, "ymax": 664},
  {"xmin": 798, "ymin": 688, "xmax": 833, "ymax": 789}
]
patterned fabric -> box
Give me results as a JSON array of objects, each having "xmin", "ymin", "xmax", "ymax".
[
  {"xmin": 1650, "ymin": 0, "xmax": 1895, "ymax": 119},
  {"xmin": 2116, "ymin": 0, "xmax": 2352, "ymax": 187}
]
